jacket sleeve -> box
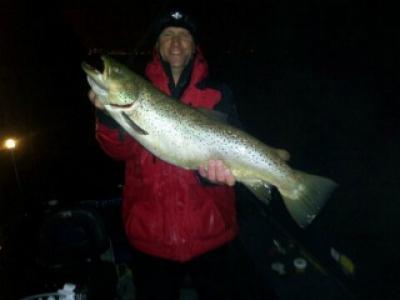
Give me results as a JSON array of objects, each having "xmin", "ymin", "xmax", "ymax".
[{"xmin": 95, "ymin": 109, "xmax": 142, "ymax": 161}]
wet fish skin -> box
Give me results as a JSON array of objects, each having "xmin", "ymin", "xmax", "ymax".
[{"xmin": 82, "ymin": 55, "xmax": 337, "ymax": 228}]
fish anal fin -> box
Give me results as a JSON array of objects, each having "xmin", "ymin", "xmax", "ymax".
[{"xmin": 241, "ymin": 179, "xmax": 274, "ymax": 205}]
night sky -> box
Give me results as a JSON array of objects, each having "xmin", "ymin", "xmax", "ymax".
[{"xmin": 1, "ymin": 1, "xmax": 400, "ymax": 299}]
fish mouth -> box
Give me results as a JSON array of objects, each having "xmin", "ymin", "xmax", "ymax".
[
  {"xmin": 82, "ymin": 55, "xmax": 134, "ymax": 109},
  {"xmin": 82, "ymin": 57, "xmax": 109, "ymax": 98},
  {"xmin": 82, "ymin": 58, "xmax": 106, "ymax": 87},
  {"xmin": 81, "ymin": 61, "xmax": 102, "ymax": 77}
]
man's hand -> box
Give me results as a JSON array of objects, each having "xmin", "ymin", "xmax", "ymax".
[
  {"xmin": 198, "ymin": 160, "xmax": 236, "ymax": 186},
  {"xmin": 88, "ymin": 89, "xmax": 106, "ymax": 110}
]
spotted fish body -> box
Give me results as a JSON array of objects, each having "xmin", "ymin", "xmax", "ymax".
[{"xmin": 82, "ymin": 56, "xmax": 337, "ymax": 228}]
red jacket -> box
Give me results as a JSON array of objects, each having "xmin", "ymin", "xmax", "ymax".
[{"xmin": 96, "ymin": 50, "xmax": 238, "ymax": 262}]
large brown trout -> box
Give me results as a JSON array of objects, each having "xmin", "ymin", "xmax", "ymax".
[{"xmin": 82, "ymin": 56, "xmax": 337, "ymax": 228}]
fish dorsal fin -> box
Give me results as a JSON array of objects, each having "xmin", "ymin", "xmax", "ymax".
[{"xmin": 197, "ymin": 108, "xmax": 228, "ymax": 123}]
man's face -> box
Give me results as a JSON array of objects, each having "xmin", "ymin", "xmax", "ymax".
[{"xmin": 157, "ymin": 26, "xmax": 195, "ymax": 72}]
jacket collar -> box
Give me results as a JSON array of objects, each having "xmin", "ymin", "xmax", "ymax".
[{"xmin": 145, "ymin": 47, "xmax": 209, "ymax": 96}]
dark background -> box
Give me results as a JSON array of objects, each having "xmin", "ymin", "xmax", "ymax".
[{"xmin": 1, "ymin": 1, "xmax": 399, "ymax": 299}]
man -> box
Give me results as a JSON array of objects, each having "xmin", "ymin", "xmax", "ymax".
[{"xmin": 89, "ymin": 9, "xmax": 256, "ymax": 300}]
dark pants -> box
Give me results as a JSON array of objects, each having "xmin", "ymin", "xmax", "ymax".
[{"xmin": 130, "ymin": 239, "xmax": 274, "ymax": 300}]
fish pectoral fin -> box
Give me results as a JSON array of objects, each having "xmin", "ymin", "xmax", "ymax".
[
  {"xmin": 121, "ymin": 112, "xmax": 148, "ymax": 135},
  {"xmin": 241, "ymin": 179, "xmax": 274, "ymax": 205}
]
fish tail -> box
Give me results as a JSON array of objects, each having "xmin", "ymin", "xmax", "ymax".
[{"xmin": 281, "ymin": 171, "xmax": 338, "ymax": 228}]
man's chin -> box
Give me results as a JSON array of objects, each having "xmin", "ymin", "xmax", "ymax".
[
  {"xmin": 169, "ymin": 56, "xmax": 191, "ymax": 68},
  {"xmin": 170, "ymin": 58, "xmax": 184, "ymax": 65}
]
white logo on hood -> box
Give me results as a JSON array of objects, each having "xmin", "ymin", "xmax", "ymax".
[{"xmin": 171, "ymin": 11, "xmax": 183, "ymax": 20}]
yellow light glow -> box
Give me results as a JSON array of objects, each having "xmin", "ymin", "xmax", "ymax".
[{"xmin": 4, "ymin": 138, "xmax": 17, "ymax": 150}]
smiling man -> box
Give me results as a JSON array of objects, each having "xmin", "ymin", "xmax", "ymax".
[
  {"xmin": 88, "ymin": 8, "xmax": 255, "ymax": 300},
  {"xmin": 157, "ymin": 26, "xmax": 195, "ymax": 84}
]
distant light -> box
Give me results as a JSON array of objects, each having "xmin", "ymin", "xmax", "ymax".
[{"xmin": 4, "ymin": 138, "xmax": 17, "ymax": 150}]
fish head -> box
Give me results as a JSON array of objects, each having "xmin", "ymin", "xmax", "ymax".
[{"xmin": 82, "ymin": 55, "xmax": 139, "ymax": 108}]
